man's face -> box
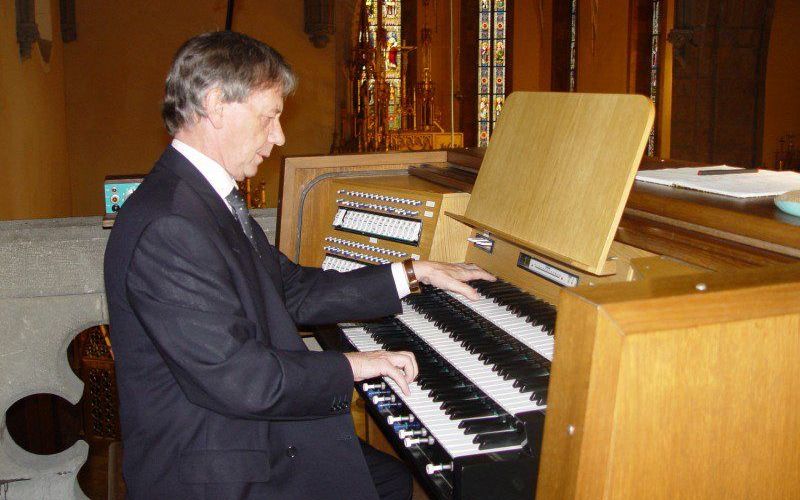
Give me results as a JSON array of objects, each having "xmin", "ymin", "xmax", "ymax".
[{"xmin": 217, "ymin": 87, "xmax": 285, "ymax": 181}]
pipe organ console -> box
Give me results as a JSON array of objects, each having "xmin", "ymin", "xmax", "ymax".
[{"xmin": 280, "ymin": 93, "xmax": 800, "ymax": 499}]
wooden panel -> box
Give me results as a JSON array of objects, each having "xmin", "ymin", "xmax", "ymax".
[
  {"xmin": 627, "ymin": 181, "xmax": 800, "ymax": 255},
  {"xmin": 627, "ymin": 256, "xmax": 706, "ymax": 280},
  {"xmin": 463, "ymin": 92, "xmax": 654, "ymax": 274},
  {"xmin": 429, "ymin": 193, "xmax": 471, "ymax": 263},
  {"xmin": 617, "ymin": 212, "xmax": 798, "ymax": 270},
  {"xmin": 444, "ymin": 148, "xmax": 485, "ymax": 171},
  {"xmin": 608, "ymin": 316, "xmax": 799, "ymax": 499},
  {"xmin": 536, "ymin": 294, "xmax": 623, "ymax": 500},
  {"xmin": 538, "ymin": 264, "xmax": 800, "ymax": 499}
]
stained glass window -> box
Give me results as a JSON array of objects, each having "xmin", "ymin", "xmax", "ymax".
[
  {"xmin": 647, "ymin": 0, "xmax": 662, "ymax": 155},
  {"xmin": 569, "ymin": 0, "xmax": 577, "ymax": 91},
  {"xmin": 365, "ymin": 0, "xmax": 403, "ymax": 131},
  {"xmin": 477, "ymin": 0, "xmax": 507, "ymax": 147}
]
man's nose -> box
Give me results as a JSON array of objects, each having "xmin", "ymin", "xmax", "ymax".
[{"xmin": 269, "ymin": 121, "xmax": 285, "ymax": 146}]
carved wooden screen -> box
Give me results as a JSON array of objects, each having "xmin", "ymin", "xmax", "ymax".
[{"xmin": 669, "ymin": 0, "xmax": 775, "ymax": 166}]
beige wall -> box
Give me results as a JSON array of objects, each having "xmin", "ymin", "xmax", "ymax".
[
  {"xmin": 0, "ymin": 0, "xmax": 71, "ymax": 220},
  {"xmin": 1, "ymin": 0, "xmax": 337, "ymax": 219},
  {"xmin": 762, "ymin": 0, "xmax": 800, "ymax": 168},
  {"xmin": 63, "ymin": 0, "xmax": 336, "ymax": 215}
]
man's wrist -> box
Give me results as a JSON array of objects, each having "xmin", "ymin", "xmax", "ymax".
[
  {"xmin": 391, "ymin": 262, "xmax": 411, "ymax": 298},
  {"xmin": 403, "ymin": 259, "xmax": 421, "ymax": 294}
]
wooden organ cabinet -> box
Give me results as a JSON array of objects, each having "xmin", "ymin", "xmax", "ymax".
[{"xmin": 279, "ymin": 92, "xmax": 800, "ymax": 499}]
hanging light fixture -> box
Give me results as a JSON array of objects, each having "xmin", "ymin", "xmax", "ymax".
[
  {"xmin": 304, "ymin": 0, "xmax": 336, "ymax": 48},
  {"xmin": 15, "ymin": 0, "xmax": 38, "ymax": 59}
]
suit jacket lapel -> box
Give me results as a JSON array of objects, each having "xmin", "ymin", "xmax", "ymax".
[
  {"xmin": 155, "ymin": 146, "xmax": 235, "ymax": 230},
  {"xmin": 155, "ymin": 146, "xmax": 271, "ymax": 336}
]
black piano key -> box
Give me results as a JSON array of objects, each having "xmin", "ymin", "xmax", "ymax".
[
  {"xmin": 512, "ymin": 374, "xmax": 550, "ymax": 389},
  {"xmin": 501, "ymin": 369, "xmax": 546, "ymax": 384},
  {"xmin": 461, "ymin": 417, "xmax": 517, "ymax": 435},
  {"xmin": 530, "ymin": 389, "xmax": 548, "ymax": 405},
  {"xmin": 487, "ymin": 356, "xmax": 529, "ymax": 370},
  {"xmin": 430, "ymin": 387, "xmax": 479, "ymax": 402},
  {"xmin": 518, "ymin": 380, "xmax": 549, "ymax": 395},
  {"xmin": 481, "ymin": 350, "xmax": 534, "ymax": 365},
  {"xmin": 448, "ymin": 407, "xmax": 501, "ymax": 420},
  {"xmin": 475, "ymin": 430, "xmax": 526, "ymax": 450},
  {"xmin": 505, "ymin": 364, "xmax": 549, "ymax": 378},
  {"xmin": 442, "ymin": 399, "xmax": 492, "ymax": 414}
]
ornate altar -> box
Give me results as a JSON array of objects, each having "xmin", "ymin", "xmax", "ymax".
[{"xmin": 342, "ymin": 0, "xmax": 463, "ymax": 152}]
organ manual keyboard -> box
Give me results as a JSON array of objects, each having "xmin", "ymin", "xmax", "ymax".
[
  {"xmin": 281, "ymin": 92, "xmax": 800, "ymax": 499},
  {"xmin": 339, "ymin": 279, "xmax": 553, "ymax": 498}
]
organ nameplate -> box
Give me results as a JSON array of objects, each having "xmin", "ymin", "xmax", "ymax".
[{"xmin": 518, "ymin": 252, "xmax": 579, "ymax": 287}]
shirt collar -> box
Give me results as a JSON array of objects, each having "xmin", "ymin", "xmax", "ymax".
[{"xmin": 171, "ymin": 139, "xmax": 238, "ymax": 206}]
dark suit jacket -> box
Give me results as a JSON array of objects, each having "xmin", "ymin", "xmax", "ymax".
[{"xmin": 104, "ymin": 146, "xmax": 402, "ymax": 499}]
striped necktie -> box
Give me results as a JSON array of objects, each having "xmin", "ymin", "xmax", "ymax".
[{"xmin": 225, "ymin": 188, "xmax": 257, "ymax": 250}]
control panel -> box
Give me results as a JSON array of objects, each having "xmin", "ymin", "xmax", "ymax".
[
  {"xmin": 102, "ymin": 175, "xmax": 144, "ymax": 228},
  {"xmin": 317, "ymin": 175, "xmax": 470, "ymax": 271}
]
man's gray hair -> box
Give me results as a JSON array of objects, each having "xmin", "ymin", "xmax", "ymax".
[{"xmin": 162, "ymin": 31, "xmax": 297, "ymax": 135}]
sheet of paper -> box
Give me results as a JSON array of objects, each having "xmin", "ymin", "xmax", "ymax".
[{"xmin": 635, "ymin": 166, "xmax": 800, "ymax": 198}]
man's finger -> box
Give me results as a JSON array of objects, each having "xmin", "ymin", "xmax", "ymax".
[
  {"xmin": 457, "ymin": 263, "xmax": 495, "ymax": 283},
  {"xmin": 400, "ymin": 351, "xmax": 418, "ymax": 381},
  {"xmin": 452, "ymin": 281, "xmax": 480, "ymax": 300},
  {"xmin": 390, "ymin": 351, "xmax": 418, "ymax": 382},
  {"xmin": 386, "ymin": 366, "xmax": 411, "ymax": 395},
  {"xmin": 461, "ymin": 264, "xmax": 494, "ymax": 280},
  {"xmin": 408, "ymin": 352, "xmax": 419, "ymax": 381},
  {"xmin": 472, "ymin": 269, "xmax": 496, "ymax": 282}
]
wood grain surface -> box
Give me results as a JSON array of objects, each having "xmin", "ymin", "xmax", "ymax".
[
  {"xmin": 537, "ymin": 263, "xmax": 800, "ymax": 499},
  {"xmin": 464, "ymin": 92, "xmax": 654, "ymax": 275}
]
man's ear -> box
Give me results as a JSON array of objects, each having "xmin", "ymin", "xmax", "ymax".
[{"xmin": 204, "ymin": 87, "xmax": 225, "ymax": 129}]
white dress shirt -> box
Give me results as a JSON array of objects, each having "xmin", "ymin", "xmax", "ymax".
[{"xmin": 171, "ymin": 139, "xmax": 411, "ymax": 299}]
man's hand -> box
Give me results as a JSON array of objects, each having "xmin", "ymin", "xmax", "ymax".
[
  {"xmin": 412, "ymin": 261, "xmax": 496, "ymax": 300},
  {"xmin": 344, "ymin": 350, "xmax": 419, "ymax": 395}
]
